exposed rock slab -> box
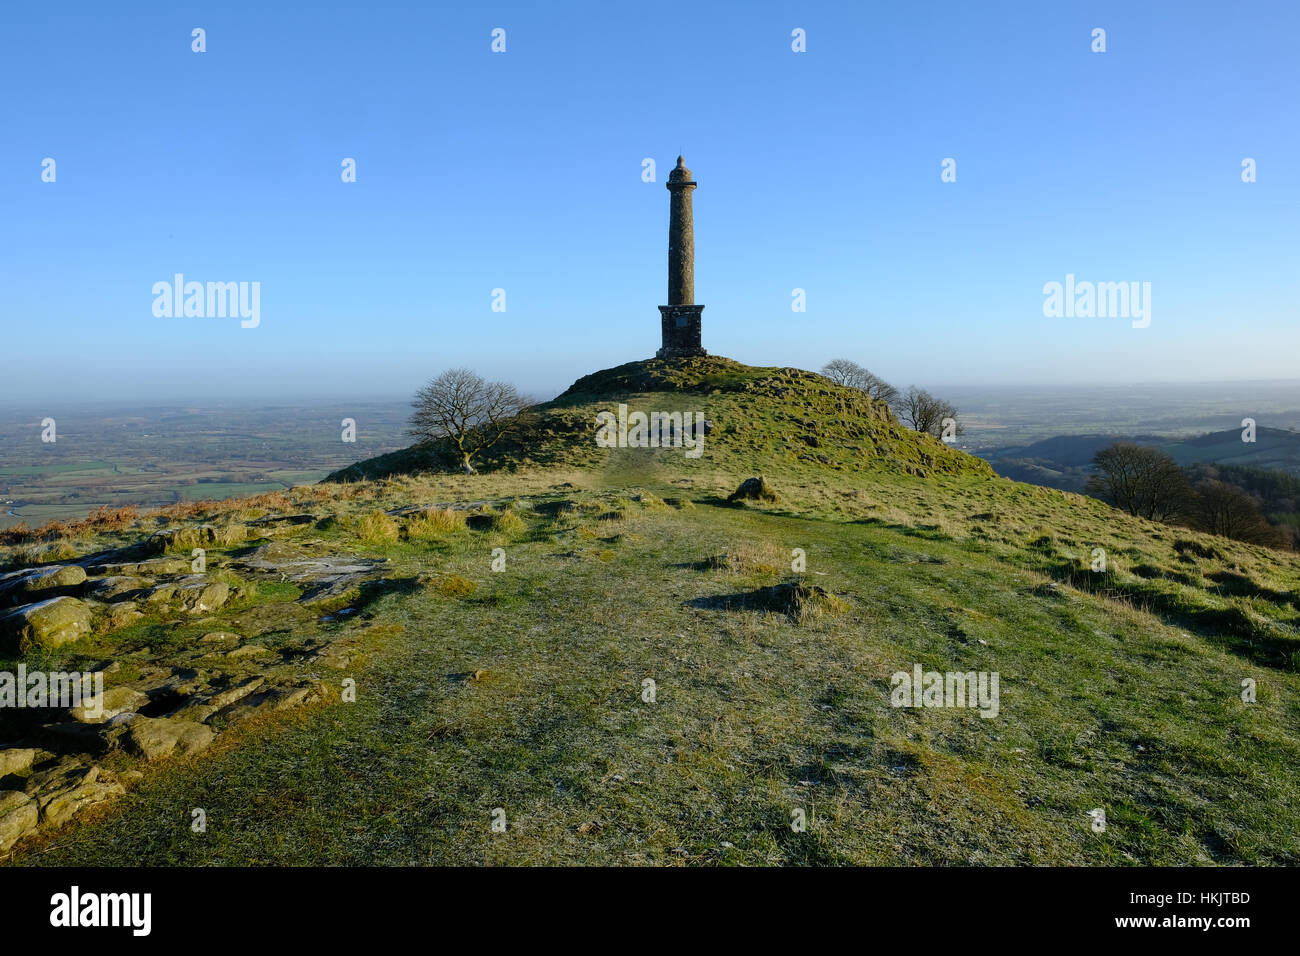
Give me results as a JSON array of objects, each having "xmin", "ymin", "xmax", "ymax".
[
  {"xmin": 89, "ymin": 557, "xmax": 190, "ymax": 576},
  {"xmin": 146, "ymin": 523, "xmax": 246, "ymax": 554},
  {"xmin": 230, "ymin": 544, "xmax": 388, "ymax": 604},
  {"xmin": 83, "ymin": 575, "xmax": 149, "ymax": 601},
  {"xmin": 0, "ymin": 597, "xmax": 92, "ymax": 652},
  {"xmin": 123, "ymin": 717, "xmax": 215, "ymax": 761},
  {"xmin": 0, "ymin": 565, "xmax": 87, "ymax": 607},
  {"xmin": 245, "ymin": 513, "xmax": 320, "ymax": 527},
  {"xmin": 0, "ymin": 748, "xmax": 39, "ymax": 778},
  {"xmin": 69, "ymin": 686, "xmax": 150, "ymax": 724},
  {"xmin": 0, "ymin": 790, "xmax": 38, "ymax": 850},
  {"xmin": 105, "ymin": 601, "xmax": 145, "ymax": 631},
  {"xmin": 173, "ymin": 577, "xmax": 230, "ymax": 613},
  {"xmin": 23, "ymin": 760, "xmax": 124, "ymax": 827},
  {"xmin": 212, "ymin": 685, "xmax": 313, "ymax": 723}
]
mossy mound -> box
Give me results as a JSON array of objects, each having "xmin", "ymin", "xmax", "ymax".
[{"xmin": 325, "ymin": 355, "xmax": 993, "ymax": 483}]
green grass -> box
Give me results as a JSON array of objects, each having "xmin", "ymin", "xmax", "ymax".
[
  {"xmin": 178, "ymin": 481, "xmax": 288, "ymax": 501},
  {"xmin": 8, "ymin": 463, "xmax": 1300, "ymax": 866},
  {"xmin": 5, "ymin": 356, "xmax": 1298, "ymax": 866}
]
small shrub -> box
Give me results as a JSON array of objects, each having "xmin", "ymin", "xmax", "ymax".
[
  {"xmin": 37, "ymin": 539, "xmax": 80, "ymax": 562},
  {"xmin": 246, "ymin": 491, "xmax": 295, "ymax": 513},
  {"xmin": 790, "ymin": 583, "xmax": 850, "ymax": 625},
  {"xmin": 0, "ymin": 522, "xmax": 31, "ymax": 546},
  {"xmin": 33, "ymin": 519, "xmax": 71, "ymax": 540},
  {"xmin": 84, "ymin": 505, "xmax": 140, "ymax": 532}
]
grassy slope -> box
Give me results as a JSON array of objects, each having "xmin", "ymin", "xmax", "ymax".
[
  {"xmin": 325, "ymin": 356, "xmax": 990, "ymax": 483},
  {"xmin": 6, "ymin": 357, "xmax": 1299, "ymax": 866}
]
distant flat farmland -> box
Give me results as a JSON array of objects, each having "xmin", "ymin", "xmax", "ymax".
[{"xmin": 0, "ymin": 400, "xmax": 410, "ymax": 528}]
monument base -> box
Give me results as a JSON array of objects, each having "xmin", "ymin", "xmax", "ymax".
[{"xmin": 657, "ymin": 304, "xmax": 707, "ymax": 359}]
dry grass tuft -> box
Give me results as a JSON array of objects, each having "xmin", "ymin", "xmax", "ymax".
[
  {"xmin": 708, "ymin": 541, "xmax": 787, "ymax": 576},
  {"xmin": 355, "ymin": 510, "xmax": 400, "ymax": 544},
  {"xmin": 405, "ymin": 507, "xmax": 465, "ymax": 538}
]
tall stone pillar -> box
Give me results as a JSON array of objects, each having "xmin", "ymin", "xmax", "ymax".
[
  {"xmin": 667, "ymin": 157, "xmax": 695, "ymax": 306},
  {"xmin": 657, "ymin": 156, "xmax": 706, "ymax": 358}
]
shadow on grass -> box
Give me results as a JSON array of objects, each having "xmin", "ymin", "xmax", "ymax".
[
  {"xmin": 312, "ymin": 575, "xmax": 424, "ymax": 617},
  {"xmin": 1048, "ymin": 561, "xmax": 1300, "ymax": 671},
  {"xmin": 843, "ymin": 509, "xmax": 1300, "ymax": 672},
  {"xmin": 687, "ymin": 581, "xmax": 845, "ymax": 622}
]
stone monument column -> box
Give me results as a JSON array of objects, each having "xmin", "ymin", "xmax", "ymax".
[
  {"xmin": 657, "ymin": 156, "xmax": 707, "ymax": 358},
  {"xmin": 667, "ymin": 156, "xmax": 696, "ymax": 306}
]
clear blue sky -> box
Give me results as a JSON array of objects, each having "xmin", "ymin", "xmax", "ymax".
[{"xmin": 2, "ymin": 0, "xmax": 1297, "ymax": 402}]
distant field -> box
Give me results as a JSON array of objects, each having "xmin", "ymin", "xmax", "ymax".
[
  {"xmin": 3, "ymin": 385, "xmax": 1298, "ymax": 531},
  {"xmin": 949, "ymin": 381, "xmax": 1300, "ymax": 453},
  {"xmin": 0, "ymin": 400, "xmax": 410, "ymax": 528},
  {"xmin": 177, "ymin": 479, "xmax": 309, "ymax": 501},
  {"xmin": 0, "ymin": 461, "xmax": 114, "ymax": 477}
]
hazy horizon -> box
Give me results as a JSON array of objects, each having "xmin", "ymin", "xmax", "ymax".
[
  {"xmin": 3, "ymin": 374, "xmax": 1300, "ymax": 409},
  {"xmin": 5, "ymin": 372, "xmax": 1300, "ymax": 407}
]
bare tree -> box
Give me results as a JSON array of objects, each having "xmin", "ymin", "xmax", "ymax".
[
  {"xmin": 1190, "ymin": 479, "xmax": 1279, "ymax": 546},
  {"xmin": 859, "ymin": 371, "xmax": 899, "ymax": 404},
  {"xmin": 820, "ymin": 359, "xmax": 898, "ymax": 403},
  {"xmin": 1085, "ymin": 442, "xmax": 1191, "ymax": 522},
  {"xmin": 408, "ymin": 368, "xmax": 532, "ymax": 474},
  {"xmin": 821, "ymin": 359, "xmax": 867, "ymax": 388},
  {"xmin": 893, "ymin": 385, "xmax": 960, "ymax": 439}
]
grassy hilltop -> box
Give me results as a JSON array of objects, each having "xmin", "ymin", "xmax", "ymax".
[
  {"xmin": 2, "ymin": 356, "xmax": 1298, "ymax": 865},
  {"xmin": 326, "ymin": 356, "xmax": 990, "ymax": 483}
]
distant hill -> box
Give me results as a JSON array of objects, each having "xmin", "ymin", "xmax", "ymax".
[
  {"xmin": 985, "ymin": 426, "xmax": 1300, "ymax": 494},
  {"xmin": 1161, "ymin": 425, "xmax": 1300, "ymax": 472}
]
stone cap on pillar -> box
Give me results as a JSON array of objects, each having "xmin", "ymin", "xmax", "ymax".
[{"xmin": 667, "ymin": 155, "xmax": 695, "ymax": 187}]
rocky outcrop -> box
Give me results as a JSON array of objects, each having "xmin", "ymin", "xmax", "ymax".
[
  {"xmin": 0, "ymin": 748, "xmax": 38, "ymax": 779},
  {"xmin": 23, "ymin": 759, "xmax": 125, "ymax": 827},
  {"xmin": 0, "ymin": 790, "xmax": 38, "ymax": 851},
  {"xmin": 68, "ymin": 686, "xmax": 150, "ymax": 724},
  {"xmin": 0, "ymin": 521, "xmax": 378, "ymax": 855},
  {"xmin": 83, "ymin": 575, "xmax": 149, "ymax": 601},
  {"xmin": 0, "ymin": 596, "xmax": 92, "ymax": 652},
  {"xmin": 230, "ymin": 543, "xmax": 388, "ymax": 604},
  {"xmin": 172, "ymin": 578, "xmax": 231, "ymax": 613},
  {"xmin": 728, "ymin": 476, "xmax": 780, "ymax": 503},
  {"xmin": 0, "ymin": 564, "xmax": 88, "ymax": 607},
  {"xmin": 122, "ymin": 717, "xmax": 215, "ymax": 761},
  {"xmin": 88, "ymin": 557, "xmax": 190, "ymax": 576},
  {"xmin": 146, "ymin": 523, "xmax": 246, "ymax": 554}
]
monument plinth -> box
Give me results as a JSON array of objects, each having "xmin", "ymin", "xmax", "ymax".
[{"xmin": 657, "ymin": 156, "xmax": 707, "ymax": 359}]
